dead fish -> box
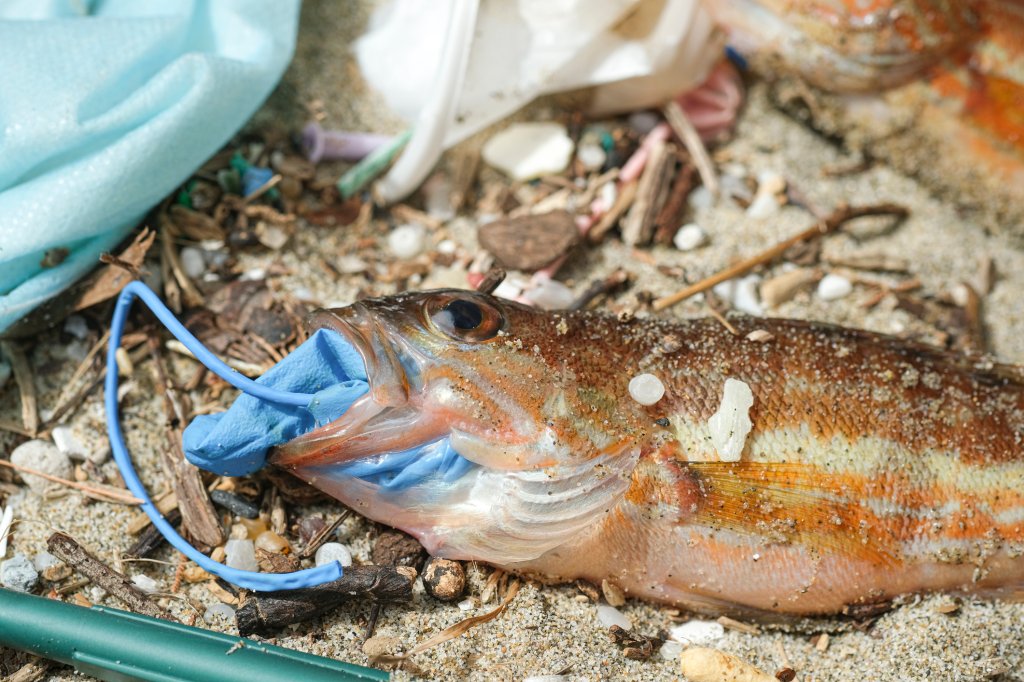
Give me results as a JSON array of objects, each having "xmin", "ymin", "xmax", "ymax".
[{"xmin": 272, "ymin": 289, "xmax": 1024, "ymax": 616}]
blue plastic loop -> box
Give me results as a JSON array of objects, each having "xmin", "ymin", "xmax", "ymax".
[{"xmin": 105, "ymin": 281, "xmax": 344, "ymax": 591}]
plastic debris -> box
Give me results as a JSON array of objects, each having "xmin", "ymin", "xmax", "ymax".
[
  {"xmin": 50, "ymin": 426, "xmax": 89, "ymax": 461},
  {"xmin": 10, "ymin": 440, "xmax": 72, "ymax": 495},
  {"xmin": 629, "ymin": 373, "xmax": 666, "ymax": 406},
  {"xmin": 225, "ymin": 539, "xmax": 258, "ymax": 573},
  {"xmin": 707, "ymin": 379, "xmax": 754, "ymax": 462},
  {"xmin": 670, "ymin": 619, "xmax": 726, "ymax": 645},
  {"xmin": 314, "ymin": 542, "xmax": 353, "ymax": 568},
  {"xmin": 301, "ymin": 122, "xmax": 391, "ymax": 163},
  {"xmin": 131, "ymin": 574, "xmax": 159, "ymax": 594},
  {"xmin": 388, "ymin": 224, "xmax": 427, "ymax": 260},
  {"xmin": 0, "ymin": 554, "xmax": 38, "ymax": 592},
  {"xmin": 524, "ymin": 279, "xmax": 576, "ymax": 311},
  {"xmin": 482, "ymin": 123, "xmax": 575, "ymax": 181},
  {"xmin": 597, "ymin": 603, "xmax": 632, "ymax": 630},
  {"xmin": 32, "ymin": 552, "xmax": 59, "ymax": 572}
]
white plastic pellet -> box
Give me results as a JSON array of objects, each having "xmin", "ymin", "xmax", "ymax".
[
  {"xmin": 314, "ymin": 542, "xmax": 353, "ymax": 568},
  {"xmin": 224, "ymin": 539, "xmax": 258, "ymax": 572},
  {"xmin": 673, "ymin": 223, "xmax": 708, "ymax": 251},
  {"xmin": 707, "ymin": 378, "xmax": 754, "ymax": 462},
  {"xmin": 179, "ymin": 246, "xmax": 206, "ymax": 279},
  {"xmin": 659, "ymin": 639, "xmax": 685, "ymax": 661},
  {"xmin": 577, "ymin": 143, "xmax": 607, "ymax": 172},
  {"xmin": 524, "ymin": 278, "xmax": 575, "ymax": 311},
  {"xmin": 629, "ymin": 373, "xmax": 665, "ymax": 406},
  {"xmin": 388, "ymin": 223, "xmax": 427, "ymax": 259},
  {"xmin": 817, "ymin": 273, "xmax": 853, "ymax": 301},
  {"xmin": 596, "ymin": 603, "xmax": 632, "ymax": 630},
  {"xmin": 669, "ymin": 619, "xmax": 726, "ymax": 645},
  {"xmin": 131, "ymin": 574, "xmax": 159, "ymax": 593}
]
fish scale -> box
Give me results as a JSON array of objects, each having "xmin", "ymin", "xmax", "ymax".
[{"xmin": 273, "ymin": 289, "xmax": 1024, "ymax": 617}]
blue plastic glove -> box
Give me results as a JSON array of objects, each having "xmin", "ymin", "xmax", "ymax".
[
  {"xmin": 0, "ymin": 0, "xmax": 301, "ymax": 334},
  {"xmin": 184, "ymin": 329, "xmax": 369, "ymax": 477}
]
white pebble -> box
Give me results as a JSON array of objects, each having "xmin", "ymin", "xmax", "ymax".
[
  {"xmin": 437, "ymin": 239, "xmax": 457, "ymax": 255},
  {"xmin": 599, "ymin": 181, "xmax": 617, "ymax": 210},
  {"xmin": 577, "ymin": 143, "xmax": 606, "ymax": 172},
  {"xmin": 1, "ymin": 554, "xmax": 38, "ymax": 592},
  {"xmin": 224, "ymin": 539, "xmax": 258, "ymax": 572},
  {"xmin": 32, "ymin": 551, "xmax": 59, "ymax": 572},
  {"xmin": 10, "ymin": 440, "xmax": 72, "ymax": 495},
  {"xmin": 204, "ymin": 603, "xmax": 236, "ymax": 623},
  {"xmin": 746, "ymin": 191, "xmax": 779, "ymax": 219},
  {"xmin": 482, "ymin": 122, "xmax": 574, "ymax": 181},
  {"xmin": 51, "ymin": 425, "xmax": 88, "ymax": 460},
  {"xmin": 388, "ymin": 223, "xmax": 426, "ymax": 260},
  {"xmin": 596, "ymin": 603, "xmax": 632, "ymax": 630},
  {"xmin": 817, "ymin": 273, "xmax": 853, "ymax": 301},
  {"xmin": 131, "ymin": 574, "xmax": 159, "ymax": 593},
  {"xmin": 179, "ymin": 246, "xmax": 206, "ymax": 279},
  {"xmin": 629, "ymin": 373, "xmax": 665, "ymax": 406},
  {"xmin": 673, "ymin": 223, "xmax": 708, "ymax": 251},
  {"xmin": 63, "ymin": 315, "xmax": 89, "ymax": 340},
  {"xmin": 669, "ymin": 619, "xmax": 726, "ymax": 645},
  {"xmin": 714, "ymin": 275, "xmax": 763, "ymax": 317},
  {"xmin": 707, "ymin": 378, "xmax": 754, "ymax": 462},
  {"xmin": 0, "ymin": 505, "xmax": 13, "ymax": 558},
  {"xmin": 457, "ymin": 598, "xmax": 475, "ymax": 611},
  {"xmin": 524, "ymin": 278, "xmax": 575, "ymax": 311},
  {"xmin": 659, "ymin": 639, "xmax": 685, "ymax": 660},
  {"xmin": 688, "ymin": 185, "xmax": 714, "ymax": 211},
  {"xmin": 314, "ymin": 542, "xmax": 353, "ymax": 568}
]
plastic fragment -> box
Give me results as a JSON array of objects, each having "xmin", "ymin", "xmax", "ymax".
[
  {"xmin": 301, "ymin": 122, "xmax": 391, "ymax": 163},
  {"xmin": 707, "ymin": 378, "xmax": 754, "ymax": 461},
  {"xmin": 224, "ymin": 539, "xmax": 258, "ymax": 572},
  {"xmin": 596, "ymin": 603, "xmax": 632, "ymax": 630},
  {"xmin": 131, "ymin": 574, "xmax": 159, "ymax": 593},
  {"xmin": 817, "ymin": 273, "xmax": 853, "ymax": 301},
  {"xmin": 670, "ymin": 619, "xmax": 725, "ymax": 645},
  {"xmin": 482, "ymin": 123, "xmax": 574, "ymax": 181},
  {"xmin": 629, "ymin": 373, "xmax": 666, "ymax": 406}
]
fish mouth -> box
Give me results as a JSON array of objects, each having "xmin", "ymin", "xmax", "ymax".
[{"xmin": 270, "ymin": 304, "xmax": 448, "ymax": 470}]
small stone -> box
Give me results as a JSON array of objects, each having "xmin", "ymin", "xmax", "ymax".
[
  {"xmin": 477, "ymin": 210, "xmax": 579, "ymax": 272},
  {"xmin": 660, "ymin": 640, "xmax": 684, "ymax": 661},
  {"xmin": 32, "ymin": 551, "xmax": 59, "ymax": 572},
  {"xmin": 388, "ymin": 224, "xmax": 426, "ymax": 260},
  {"xmin": 10, "ymin": 440, "xmax": 72, "ymax": 494},
  {"xmin": 224, "ymin": 539, "xmax": 258, "ymax": 572},
  {"xmin": 458, "ymin": 597, "xmax": 475, "ymax": 611},
  {"xmin": 209, "ymin": 489, "xmax": 259, "ymax": 519},
  {"xmin": 817, "ymin": 273, "xmax": 853, "ymax": 301},
  {"xmin": 577, "ymin": 143, "xmax": 607, "ymax": 171},
  {"xmin": 707, "ymin": 379, "xmax": 754, "ymax": 462},
  {"xmin": 524, "ymin": 278, "xmax": 575, "ymax": 311},
  {"xmin": 371, "ymin": 529, "xmax": 426, "ymax": 568},
  {"xmin": 597, "ymin": 604, "xmax": 632, "ymax": 630},
  {"xmin": 670, "ymin": 619, "xmax": 726, "ymax": 645},
  {"xmin": 315, "ymin": 542, "xmax": 353, "ymax": 568},
  {"xmin": 179, "ymin": 247, "xmax": 206, "ymax": 279},
  {"xmin": 482, "ymin": 122, "xmax": 574, "ymax": 181},
  {"xmin": 673, "ymin": 223, "xmax": 708, "ymax": 251},
  {"xmin": 51, "ymin": 426, "xmax": 88, "ymax": 461},
  {"xmin": 131, "ymin": 574, "xmax": 158, "ymax": 593},
  {"xmin": 254, "ymin": 530, "xmax": 290, "ymax": 554},
  {"xmin": 629, "ymin": 373, "xmax": 665, "ymax": 406},
  {"xmin": 1, "ymin": 554, "xmax": 38, "ymax": 592},
  {"xmin": 203, "ymin": 602, "xmax": 236, "ymax": 623},
  {"xmin": 63, "ymin": 315, "xmax": 89, "ymax": 340},
  {"xmin": 601, "ymin": 579, "xmax": 626, "ymax": 607},
  {"xmin": 362, "ymin": 635, "xmax": 401, "ymax": 658},
  {"xmin": 746, "ymin": 192, "xmax": 780, "ymax": 220},
  {"xmin": 0, "ymin": 505, "xmax": 12, "ymax": 557},
  {"xmin": 421, "ymin": 557, "xmax": 466, "ymax": 602},
  {"xmin": 256, "ymin": 223, "xmax": 290, "ymax": 251}
]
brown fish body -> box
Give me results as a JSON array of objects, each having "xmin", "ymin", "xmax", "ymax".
[{"xmin": 273, "ymin": 291, "xmax": 1024, "ymax": 616}]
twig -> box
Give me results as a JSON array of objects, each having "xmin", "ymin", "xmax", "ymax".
[
  {"xmin": 475, "ymin": 268, "xmax": 507, "ymax": 295},
  {"xmin": 662, "ymin": 101, "xmax": 719, "ymax": 196},
  {"xmin": 705, "ymin": 303, "xmax": 739, "ymax": 336},
  {"xmin": 0, "ymin": 341, "xmax": 37, "ymax": 436},
  {"xmin": 126, "ymin": 508, "xmax": 182, "ymax": 558},
  {"xmin": 6, "ymin": 657, "xmax": 52, "ymax": 682},
  {"xmin": 653, "ymin": 203, "xmax": 909, "ymax": 311},
  {"xmin": 47, "ymin": 531, "xmax": 175, "ymax": 621},
  {"xmin": 653, "ymin": 162, "xmax": 697, "ymax": 245},
  {"xmin": 235, "ymin": 565, "xmax": 417, "ymax": 636},
  {"xmin": 0, "ymin": 459, "xmax": 141, "ymax": 505},
  {"xmin": 364, "ymin": 603, "xmax": 382, "ymax": 644},
  {"xmin": 299, "ymin": 510, "xmax": 351, "ymax": 559},
  {"xmin": 621, "ymin": 141, "xmax": 674, "ymax": 247},
  {"xmin": 569, "ymin": 270, "xmax": 631, "ymax": 311},
  {"xmin": 588, "ymin": 180, "xmax": 638, "ymax": 243},
  {"xmin": 404, "ymin": 579, "xmax": 521, "ymax": 656}
]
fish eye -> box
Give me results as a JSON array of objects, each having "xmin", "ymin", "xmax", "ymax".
[{"xmin": 427, "ymin": 295, "xmax": 504, "ymax": 342}]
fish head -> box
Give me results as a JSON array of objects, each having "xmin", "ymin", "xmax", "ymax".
[{"xmin": 270, "ymin": 289, "xmax": 642, "ymax": 562}]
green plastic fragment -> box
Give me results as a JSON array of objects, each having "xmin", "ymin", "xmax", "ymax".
[{"xmin": 336, "ymin": 128, "xmax": 412, "ymax": 200}]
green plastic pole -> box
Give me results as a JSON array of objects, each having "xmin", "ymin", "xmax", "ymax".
[{"xmin": 0, "ymin": 589, "xmax": 388, "ymax": 682}]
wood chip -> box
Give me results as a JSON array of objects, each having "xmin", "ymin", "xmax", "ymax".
[
  {"xmin": 621, "ymin": 140, "xmax": 674, "ymax": 247},
  {"xmin": 0, "ymin": 341, "xmax": 37, "ymax": 435},
  {"xmin": 760, "ymin": 268, "xmax": 822, "ymax": 308},
  {"xmin": 477, "ymin": 210, "xmax": 580, "ymax": 271},
  {"xmin": 601, "ymin": 579, "xmax": 626, "ymax": 607},
  {"xmin": 588, "ymin": 180, "xmax": 638, "ymax": 243},
  {"xmin": 814, "ymin": 632, "xmax": 830, "ymax": 652}
]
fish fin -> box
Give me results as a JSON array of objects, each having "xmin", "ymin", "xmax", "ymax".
[{"xmin": 683, "ymin": 460, "xmax": 902, "ymax": 567}]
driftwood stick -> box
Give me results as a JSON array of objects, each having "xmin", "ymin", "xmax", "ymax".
[
  {"xmin": 235, "ymin": 565, "xmax": 417, "ymax": 637},
  {"xmin": 47, "ymin": 532, "xmax": 174, "ymax": 621}
]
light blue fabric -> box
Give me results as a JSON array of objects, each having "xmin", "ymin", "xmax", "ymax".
[
  {"xmin": 184, "ymin": 329, "xmax": 370, "ymax": 477},
  {"xmin": 0, "ymin": 0, "xmax": 301, "ymax": 333}
]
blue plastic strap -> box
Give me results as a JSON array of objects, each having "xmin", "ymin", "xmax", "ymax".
[{"xmin": 105, "ymin": 281, "xmax": 343, "ymax": 591}]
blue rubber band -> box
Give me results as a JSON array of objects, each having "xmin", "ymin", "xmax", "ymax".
[{"xmin": 105, "ymin": 281, "xmax": 344, "ymax": 591}]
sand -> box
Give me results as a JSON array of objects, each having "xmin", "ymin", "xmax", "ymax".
[{"xmin": 2, "ymin": 2, "xmax": 1023, "ymax": 680}]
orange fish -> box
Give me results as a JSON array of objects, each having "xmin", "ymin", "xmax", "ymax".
[{"xmin": 272, "ymin": 290, "xmax": 1024, "ymax": 616}]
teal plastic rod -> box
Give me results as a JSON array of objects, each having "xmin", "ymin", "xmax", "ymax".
[{"xmin": 0, "ymin": 589, "xmax": 387, "ymax": 682}]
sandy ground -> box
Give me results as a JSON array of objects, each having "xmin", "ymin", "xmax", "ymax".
[{"xmin": 2, "ymin": 1, "xmax": 1024, "ymax": 680}]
